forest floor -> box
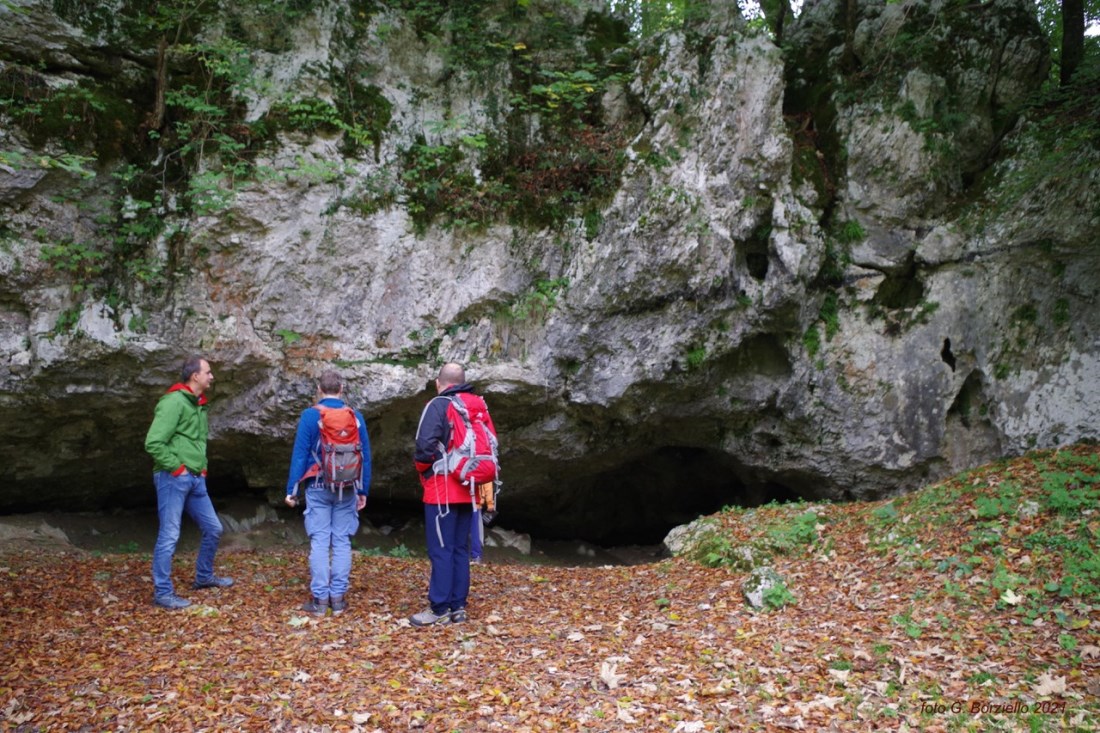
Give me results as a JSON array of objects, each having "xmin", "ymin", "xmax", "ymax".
[{"xmin": 1, "ymin": 445, "xmax": 1098, "ymax": 732}]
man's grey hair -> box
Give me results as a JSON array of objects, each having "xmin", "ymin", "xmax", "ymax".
[
  {"xmin": 180, "ymin": 355, "xmax": 206, "ymax": 383},
  {"xmin": 318, "ymin": 370, "xmax": 343, "ymax": 395}
]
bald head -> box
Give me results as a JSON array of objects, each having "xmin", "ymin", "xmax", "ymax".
[{"xmin": 436, "ymin": 362, "xmax": 466, "ymax": 391}]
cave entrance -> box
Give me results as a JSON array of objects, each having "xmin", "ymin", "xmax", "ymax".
[{"xmin": 502, "ymin": 446, "xmax": 808, "ymax": 546}]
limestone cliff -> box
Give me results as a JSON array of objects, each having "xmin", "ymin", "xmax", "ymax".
[{"xmin": 1, "ymin": 0, "xmax": 1096, "ymax": 542}]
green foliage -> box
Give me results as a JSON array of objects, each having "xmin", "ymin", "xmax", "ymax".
[
  {"xmin": 819, "ymin": 292, "xmax": 840, "ymax": 341},
  {"xmin": 510, "ymin": 278, "xmax": 569, "ymax": 321},
  {"xmin": 609, "ymin": 0, "xmax": 711, "ymax": 37},
  {"xmin": 694, "ymin": 532, "xmax": 737, "ymax": 569},
  {"xmin": 525, "ymin": 68, "xmax": 603, "ymax": 117},
  {"xmin": 974, "ymin": 481, "xmax": 1020, "ymax": 519},
  {"xmin": 891, "ymin": 607, "xmax": 927, "ymax": 639},
  {"xmin": 39, "ymin": 239, "xmax": 107, "ymax": 288},
  {"xmin": 1041, "ymin": 464, "xmax": 1100, "ymax": 515},
  {"xmin": 271, "ymin": 97, "xmax": 345, "ymax": 135},
  {"xmin": 400, "ymin": 137, "xmax": 484, "ymax": 232},
  {"xmin": 359, "ymin": 544, "xmax": 415, "ymax": 558},
  {"xmin": 763, "ymin": 510, "xmax": 821, "ymax": 555},
  {"xmin": 266, "ymin": 80, "xmax": 391, "ymax": 157},
  {"xmin": 834, "ymin": 219, "xmax": 865, "ymax": 245},
  {"xmin": 817, "ymin": 236, "xmax": 850, "ymax": 286},
  {"xmin": 0, "ymin": 65, "xmax": 140, "ymax": 158},
  {"xmin": 801, "ymin": 324, "xmax": 821, "ymax": 358},
  {"xmin": 371, "ymin": 3, "xmax": 634, "ymax": 233},
  {"xmin": 52, "ymin": 306, "xmax": 82, "ymax": 336},
  {"xmin": 388, "ymin": 544, "xmax": 413, "ymax": 559},
  {"xmin": 1031, "ymin": 0, "xmax": 1100, "ymax": 85},
  {"xmin": 276, "ymin": 329, "xmax": 302, "ymax": 345},
  {"xmin": 983, "ymin": 62, "xmax": 1100, "ymax": 222},
  {"xmin": 162, "ymin": 38, "xmax": 257, "ymax": 197},
  {"xmin": 871, "ymin": 501, "xmax": 899, "ymax": 524},
  {"xmin": 684, "ymin": 344, "xmax": 707, "ymax": 370},
  {"xmin": 1052, "ymin": 298, "xmax": 1071, "ymax": 327},
  {"xmin": 0, "ymin": 150, "xmax": 96, "ymax": 179},
  {"xmin": 762, "ymin": 579, "xmax": 797, "ymax": 611}
]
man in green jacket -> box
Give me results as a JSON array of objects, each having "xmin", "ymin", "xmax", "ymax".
[{"xmin": 144, "ymin": 355, "xmax": 233, "ymax": 609}]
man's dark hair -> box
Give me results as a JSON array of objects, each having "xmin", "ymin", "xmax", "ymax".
[
  {"xmin": 180, "ymin": 355, "xmax": 205, "ymax": 383},
  {"xmin": 318, "ymin": 370, "xmax": 343, "ymax": 395}
]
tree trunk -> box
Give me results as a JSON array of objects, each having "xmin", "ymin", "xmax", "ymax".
[
  {"xmin": 1060, "ymin": 0, "xmax": 1084, "ymax": 86},
  {"xmin": 760, "ymin": 0, "xmax": 793, "ymax": 43},
  {"xmin": 842, "ymin": 0, "xmax": 859, "ymax": 72},
  {"xmin": 148, "ymin": 36, "xmax": 168, "ymax": 131}
]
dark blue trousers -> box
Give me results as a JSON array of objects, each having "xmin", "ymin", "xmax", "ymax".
[{"xmin": 424, "ymin": 503, "xmax": 473, "ymax": 614}]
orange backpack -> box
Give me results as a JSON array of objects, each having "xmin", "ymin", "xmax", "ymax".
[{"xmin": 314, "ymin": 405, "xmax": 363, "ymax": 492}]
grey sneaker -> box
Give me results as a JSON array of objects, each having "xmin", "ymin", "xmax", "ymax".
[
  {"xmin": 154, "ymin": 594, "xmax": 192, "ymax": 610},
  {"xmin": 449, "ymin": 608, "xmax": 467, "ymax": 623},
  {"xmin": 330, "ymin": 595, "xmax": 347, "ymax": 615},
  {"xmin": 301, "ymin": 597, "xmax": 329, "ymax": 617},
  {"xmin": 409, "ymin": 608, "xmax": 451, "ymax": 627},
  {"xmin": 192, "ymin": 576, "xmax": 234, "ymax": 590}
]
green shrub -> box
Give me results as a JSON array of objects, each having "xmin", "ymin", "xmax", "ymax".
[
  {"xmin": 762, "ymin": 580, "xmax": 796, "ymax": 611},
  {"xmin": 764, "ymin": 510, "xmax": 821, "ymax": 554}
]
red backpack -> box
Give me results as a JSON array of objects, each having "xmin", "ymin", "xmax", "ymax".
[
  {"xmin": 439, "ymin": 393, "xmax": 499, "ymax": 488},
  {"xmin": 314, "ymin": 405, "xmax": 363, "ymax": 493}
]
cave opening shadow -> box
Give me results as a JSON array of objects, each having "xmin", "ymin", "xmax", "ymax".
[{"xmin": 505, "ymin": 446, "xmax": 809, "ymax": 547}]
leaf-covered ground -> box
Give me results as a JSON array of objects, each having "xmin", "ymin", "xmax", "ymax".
[{"xmin": 2, "ymin": 446, "xmax": 1098, "ymax": 732}]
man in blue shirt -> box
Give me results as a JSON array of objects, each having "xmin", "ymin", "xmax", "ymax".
[{"xmin": 285, "ymin": 370, "xmax": 371, "ymax": 616}]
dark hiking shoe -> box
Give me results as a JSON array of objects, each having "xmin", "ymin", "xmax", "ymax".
[
  {"xmin": 330, "ymin": 595, "xmax": 348, "ymax": 615},
  {"xmin": 409, "ymin": 608, "xmax": 450, "ymax": 626},
  {"xmin": 301, "ymin": 597, "xmax": 329, "ymax": 616},
  {"xmin": 449, "ymin": 608, "xmax": 467, "ymax": 624},
  {"xmin": 154, "ymin": 594, "xmax": 192, "ymax": 610},
  {"xmin": 192, "ymin": 576, "xmax": 234, "ymax": 590}
]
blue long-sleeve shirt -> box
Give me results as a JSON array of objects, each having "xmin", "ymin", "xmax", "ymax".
[{"xmin": 286, "ymin": 397, "xmax": 371, "ymax": 497}]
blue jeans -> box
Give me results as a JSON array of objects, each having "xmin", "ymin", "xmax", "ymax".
[
  {"xmin": 425, "ymin": 503, "xmax": 472, "ymax": 614},
  {"xmin": 470, "ymin": 507, "xmax": 483, "ymax": 560},
  {"xmin": 152, "ymin": 471, "xmax": 223, "ymax": 598},
  {"xmin": 303, "ymin": 484, "xmax": 360, "ymax": 600}
]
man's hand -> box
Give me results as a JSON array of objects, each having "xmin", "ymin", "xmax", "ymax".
[
  {"xmin": 356, "ymin": 495, "xmax": 367, "ymax": 511},
  {"xmin": 285, "ymin": 495, "xmax": 297, "ymax": 508}
]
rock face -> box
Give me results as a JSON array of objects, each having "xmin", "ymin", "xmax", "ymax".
[{"xmin": 1, "ymin": 0, "xmax": 1097, "ymax": 543}]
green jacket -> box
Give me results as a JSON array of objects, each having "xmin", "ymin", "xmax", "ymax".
[{"xmin": 145, "ymin": 385, "xmax": 209, "ymax": 474}]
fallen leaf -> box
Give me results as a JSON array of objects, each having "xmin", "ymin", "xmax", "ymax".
[
  {"xmin": 600, "ymin": 661, "xmax": 625, "ymax": 689},
  {"xmin": 1033, "ymin": 672, "xmax": 1066, "ymax": 696}
]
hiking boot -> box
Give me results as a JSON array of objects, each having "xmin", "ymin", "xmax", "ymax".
[
  {"xmin": 154, "ymin": 594, "xmax": 192, "ymax": 610},
  {"xmin": 192, "ymin": 576, "xmax": 234, "ymax": 590},
  {"xmin": 330, "ymin": 595, "xmax": 348, "ymax": 615},
  {"xmin": 409, "ymin": 608, "xmax": 451, "ymax": 627},
  {"xmin": 301, "ymin": 597, "xmax": 329, "ymax": 617},
  {"xmin": 449, "ymin": 608, "xmax": 467, "ymax": 624}
]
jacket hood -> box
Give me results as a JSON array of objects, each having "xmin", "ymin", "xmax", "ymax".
[{"xmin": 166, "ymin": 383, "xmax": 208, "ymax": 406}]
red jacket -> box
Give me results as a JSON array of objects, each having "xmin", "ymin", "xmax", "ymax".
[{"xmin": 414, "ymin": 385, "xmax": 494, "ymax": 505}]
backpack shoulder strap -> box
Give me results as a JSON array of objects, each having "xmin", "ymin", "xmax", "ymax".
[{"xmin": 448, "ymin": 393, "xmax": 471, "ymax": 419}]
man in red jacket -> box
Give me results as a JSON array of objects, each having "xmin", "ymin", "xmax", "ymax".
[{"xmin": 409, "ymin": 362, "xmax": 495, "ymax": 626}]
